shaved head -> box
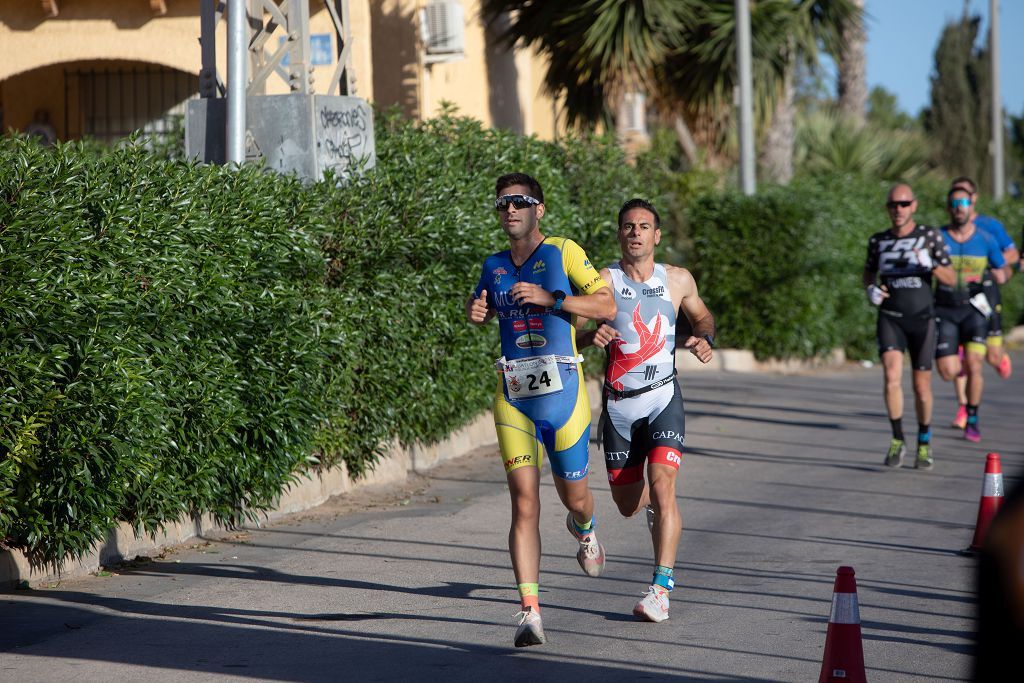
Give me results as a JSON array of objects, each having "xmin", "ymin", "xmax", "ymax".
[{"xmin": 887, "ymin": 183, "xmax": 915, "ymax": 202}]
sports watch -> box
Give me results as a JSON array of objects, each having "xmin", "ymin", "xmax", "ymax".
[
  {"xmin": 703, "ymin": 334, "xmax": 715, "ymax": 348},
  {"xmin": 551, "ymin": 290, "xmax": 566, "ymax": 311}
]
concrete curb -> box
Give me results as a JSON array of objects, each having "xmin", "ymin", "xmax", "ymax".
[
  {"xmin": 0, "ymin": 380, "xmax": 603, "ymax": 588},
  {"xmin": 675, "ymin": 347, "xmax": 847, "ymax": 374},
  {"xmin": 1005, "ymin": 324, "xmax": 1024, "ymax": 348},
  {"xmin": 5, "ymin": 322, "xmax": 1020, "ymax": 586}
]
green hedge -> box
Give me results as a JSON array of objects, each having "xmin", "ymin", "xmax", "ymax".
[
  {"xmin": 313, "ymin": 112, "xmax": 646, "ymax": 470},
  {"xmin": 685, "ymin": 174, "xmax": 1024, "ymax": 360},
  {"xmin": 6, "ymin": 110, "xmax": 1020, "ymax": 569},
  {"xmin": 0, "ymin": 112, "xmax": 644, "ymax": 568},
  {"xmin": 686, "ymin": 175, "xmax": 877, "ymax": 359},
  {"xmin": 0, "ymin": 141, "xmax": 334, "ymax": 566}
]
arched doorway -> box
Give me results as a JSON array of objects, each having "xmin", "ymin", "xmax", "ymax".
[{"xmin": 2, "ymin": 60, "xmax": 198, "ymax": 144}]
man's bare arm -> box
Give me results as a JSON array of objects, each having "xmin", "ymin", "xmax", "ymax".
[
  {"xmin": 669, "ymin": 265, "xmax": 714, "ymax": 363},
  {"xmin": 574, "ymin": 268, "xmax": 618, "ymax": 349}
]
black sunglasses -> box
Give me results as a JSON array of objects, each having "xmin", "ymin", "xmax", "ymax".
[
  {"xmin": 495, "ymin": 194, "xmax": 541, "ymax": 212},
  {"xmin": 886, "ymin": 200, "xmax": 914, "ymax": 209}
]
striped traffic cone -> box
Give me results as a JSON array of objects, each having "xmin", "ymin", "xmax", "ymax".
[
  {"xmin": 818, "ymin": 566, "xmax": 866, "ymax": 683},
  {"xmin": 966, "ymin": 453, "xmax": 1004, "ymax": 553}
]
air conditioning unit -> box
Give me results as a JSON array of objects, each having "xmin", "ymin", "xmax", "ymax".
[
  {"xmin": 421, "ymin": 0, "xmax": 465, "ymax": 57},
  {"xmin": 621, "ymin": 91, "xmax": 648, "ymax": 134}
]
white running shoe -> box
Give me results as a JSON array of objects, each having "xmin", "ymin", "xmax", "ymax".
[
  {"xmin": 565, "ymin": 512, "xmax": 607, "ymax": 577},
  {"xmin": 514, "ymin": 607, "xmax": 545, "ymax": 647},
  {"xmin": 633, "ymin": 585, "xmax": 670, "ymax": 623}
]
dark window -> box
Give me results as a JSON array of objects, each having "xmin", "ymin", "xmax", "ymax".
[{"xmin": 65, "ymin": 66, "xmax": 198, "ymax": 143}]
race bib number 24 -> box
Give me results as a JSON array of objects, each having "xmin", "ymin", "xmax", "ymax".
[{"xmin": 503, "ymin": 356, "xmax": 563, "ymax": 400}]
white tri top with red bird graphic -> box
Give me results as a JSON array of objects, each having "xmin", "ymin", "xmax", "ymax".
[{"xmin": 605, "ymin": 261, "xmax": 676, "ymax": 393}]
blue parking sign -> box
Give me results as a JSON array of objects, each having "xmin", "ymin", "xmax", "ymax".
[{"xmin": 279, "ymin": 34, "xmax": 333, "ymax": 66}]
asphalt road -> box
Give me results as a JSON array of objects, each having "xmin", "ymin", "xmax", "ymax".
[{"xmin": 3, "ymin": 354, "xmax": 1022, "ymax": 682}]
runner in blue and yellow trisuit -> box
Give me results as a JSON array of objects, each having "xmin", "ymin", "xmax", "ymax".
[
  {"xmin": 934, "ymin": 187, "xmax": 1012, "ymax": 443},
  {"xmin": 946, "ymin": 177, "xmax": 1019, "ymax": 430},
  {"xmin": 466, "ymin": 172, "xmax": 616, "ymax": 648}
]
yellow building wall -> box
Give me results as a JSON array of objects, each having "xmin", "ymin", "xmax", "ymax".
[
  {"xmin": 0, "ymin": 0, "xmax": 561, "ymax": 140},
  {"xmin": 369, "ymin": 0, "xmax": 564, "ymax": 138}
]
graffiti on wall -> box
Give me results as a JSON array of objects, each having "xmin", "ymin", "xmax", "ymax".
[{"xmin": 316, "ymin": 101, "xmax": 372, "ymax": 175}]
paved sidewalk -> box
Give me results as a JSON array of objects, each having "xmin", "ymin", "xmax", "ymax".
[{"xmin": 3, "ymin": 354, "xmax": 1021, "ymax": 681}]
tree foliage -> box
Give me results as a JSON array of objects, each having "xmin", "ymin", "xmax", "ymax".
[
  {"xmin": 923, "ymin": 14, "xmax": 992, "ymax": 191},
  {"xmin": 795, "ymin": 109, "xmax": 932, "ymax": 181},
  {"xmin": 867, "ymin": 86, "xmax": 919, "ymax": 132},
  {"xmin": 481, "ymin": 0, "xmax": 859, "ymax": 164}
]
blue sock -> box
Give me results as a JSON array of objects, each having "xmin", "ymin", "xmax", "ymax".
[
  {"xmin": 652, "ymin": 565, "xmax": 674, "ymax": 591},
  {"xmin": 571, "ymin": 516, "xmax": 593, "ymax": 536},
  {"xmin": 918, "ymin": 425, "xmax": 931, "ymax": 444}
]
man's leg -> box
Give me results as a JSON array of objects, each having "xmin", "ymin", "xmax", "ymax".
[
  {"xmin": 551, "ymin": 475, "xmax": 595, "ymax": 532},
  {"xmin": 882, "ymin": 349, "xmax": 904, "ymax": 422},
  {"xmin": 647, "ymin": 462, "xmax": 681, "ymax": 568},
  {"xmin": 964, "ymin": 346, "xmax": 985, "ymax": 442},
  {"xmin": 608, "ymin": 479, "xmax": 648, "ymax": 518},
  {"xmin": 952, "ymin": 370, "xmax": 969, "ymax": 428},
  {"xmin": 631, "ymin": 384, "xmax": 685, "ymax": 622},
  {"xmin": 506, "ymin": 465, "xmax": 547, "ymax": 647},
  {"xmin": 985, "ymin": 306, "xmax": 1009, "ymax": 377},
  {"xmin": 881, "ymin": 349, "xmax": 907, "ymax": 467},
  {"xmin": 549, "ymin": 415, "xmax": 606, "ymax": 578},
  {"xmin": 936, "ymin": 354, "xmax": 962, "ymax": 382},
  {"xmin": 987, "ymin": 336, "xmax": 1011, "ymax": 378},
  {"xmin": 552, "ymin": 473, "xmax": 607, "ymax": 578},
  {"xmin": 507, "ymin": 465, "xmax": 542, "ymax": 597},
  {"xmin": 492, "ymin": 391, "xmax": 548, "ymax": 646},
  {"xmin": 911, "ymin": 369, "xmax": 934, "ymax": 469}
]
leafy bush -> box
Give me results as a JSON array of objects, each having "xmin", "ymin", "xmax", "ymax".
[
  {"xmin": 8, "ymin": 107, "xmax": 1017, "ymax": 570},
  {"xmin": 685, "ymin": 172, "xmax": 1024, "ymax": 359},
  {"xmin": 313, "ymin": 111, "xmax": 645, "ymax": 470},
  {"xmin": 686, "ymin": 174, "xmax": 891, "ymax": 359},
  {"xmin": 0, "ymin": 112, "xmax": 645, "ymax": 568},
  {"xmin": 795, "ymin": 110, "xmax": 934, "ymax": 181},
  {"xmin": 0, "ymin": 137, "xmax": 334, "ymax": 566},
  {"xmin": 984, "ymin": 199, "xmax": 1024, "ymax": 329}
]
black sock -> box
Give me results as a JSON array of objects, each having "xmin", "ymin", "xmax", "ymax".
[
  {"xmin": 918, "ymin": 424, "xmax": 931, "ymax": 444},
  {"xmin": 890, "ymin": 418, "xmax": 904, "ymax": 441},
  {"xmin": 967, "ymin": 404, "xmax": 978, "ymax": 425}
]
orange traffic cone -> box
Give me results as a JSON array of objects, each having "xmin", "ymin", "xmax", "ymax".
[
  {"xmin": 819, "ymin": 566, "xmax": 866, "ymax": 683},
  {"xmin": 966, "ymin": 453, "xmax": 1004, "ymax": 553}
]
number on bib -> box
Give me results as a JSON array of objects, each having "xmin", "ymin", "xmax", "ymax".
[{"xmin": 504, "ymin": 357, "xmax": 563, "ymax": 400}]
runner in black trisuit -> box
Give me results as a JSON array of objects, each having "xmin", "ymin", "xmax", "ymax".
[{"xmin": 863, "ymin": 184, "xmax": 954, "ymax": 469}]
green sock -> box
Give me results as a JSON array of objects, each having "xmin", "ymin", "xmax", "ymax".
[{"xmin": 571, "ymin": 516, "xmax": 593, "ymax": 534}]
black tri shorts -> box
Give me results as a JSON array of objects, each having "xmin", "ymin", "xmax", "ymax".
[
  {"xmin": 601, "ymin": 381, "xmax": 686, "ymax": 486},
  {"xmin": 876, "ymin": 310, "xmax": 936, "ymax": 371},
  {"xmin": 935, "ymin": 304, "xmax": 989, "ymax": 358},
  {"xmin": 982, "ymin": 279, "xmax": 1003, "ymax": 338}
]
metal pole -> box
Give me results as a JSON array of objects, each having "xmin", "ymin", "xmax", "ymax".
[
  {"xmin": 736, "ymin": 0, "xmax": 756, "ymax": 195},
  {"xmin": 226, "ymin": 0, "xmax": 247, "ymax": 164},
  {"xmin": 990, "ymin": 0, "xmax": 1004, "ymax": 200}
]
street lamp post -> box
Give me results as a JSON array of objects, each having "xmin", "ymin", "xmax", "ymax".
[
  {"xmin": 990, "ymin": 0, "xmax": 1004, "ymax": 200},
  {"xmin": 226, "ymin": 0, "xmax": 247, "ymax": 165},
  {"xmin": 736, "ymin": 0, "xmax": 756, "ymax": 195}
]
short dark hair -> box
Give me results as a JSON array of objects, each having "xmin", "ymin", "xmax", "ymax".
[
  {"xmin": 495, "ymin": 173, "xmax": 543, "ymax": 203},
  {"xmin": 947, "ymin": 186, "xmax": 972, "ymax": 202},
  {"xmin": 618, "ymin": 198, "xmax": 661, "ymax": 229},
  {"xmin": 950, "ymin": 176, "xmax": 977, "ymax": 193}
]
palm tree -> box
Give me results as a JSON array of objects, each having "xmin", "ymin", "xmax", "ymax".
[
  {"xmin": 479, "ymin": 1, "xmax": 694, "ymax": 129},
  {"xmin": 481, "ymin": 0, "xmax": 860, "ymax": 178},
  {"xmin": 837, "ymin": 0, "xmax": 868, "ymax": 127}
]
